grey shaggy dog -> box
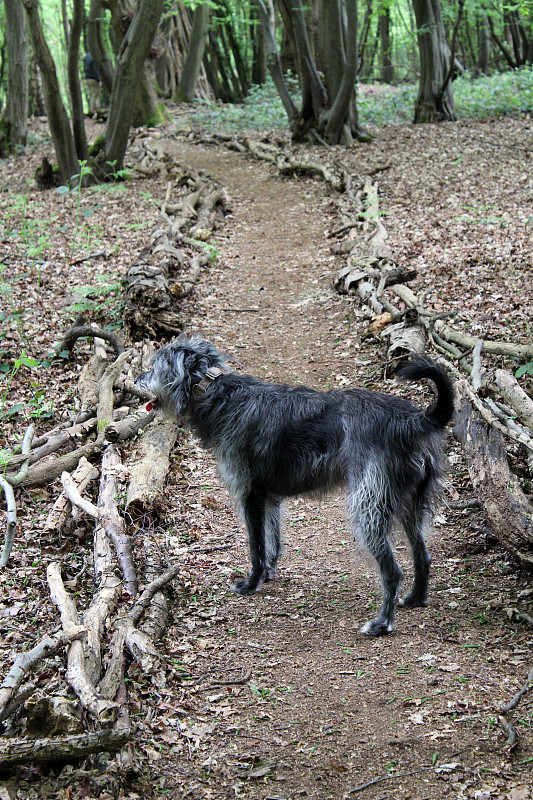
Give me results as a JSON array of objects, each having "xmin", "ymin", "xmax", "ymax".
[{"xmin": 136, "ymin": 334, "xmax": 454, "ymax": 636}]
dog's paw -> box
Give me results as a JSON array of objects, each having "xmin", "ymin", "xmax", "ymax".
[
  {"xmin": 232, "ymin": 577, "xmax": 259, "ymax": 595},
  {"xmin": 264, "ymin": 567, "xmax": 277, "ymax": 582},
  {"xmin": 360, "ymin": 618, "xmax": 394, "ymax": 636},
  {"xmin": 399, "ymin": 592, "xmax": 429, "ymax": 608}
]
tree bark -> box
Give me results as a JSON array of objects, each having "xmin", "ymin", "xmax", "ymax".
[
  {"xmin": 0, "ymin": 729, "xmax": 133, "ymax": 767},
  {"xmin": 178, "ymin": 2, "xmax": 209, "ymax": 101},
  {"xmin": 454, "ymin": 380, "xmax": 533, "ymax": 571},
  {"xmin": 412, "ymin": 0, "xmax": 456, "ymax": 123},
  {"xmin": 3, "ymin": 0, "xmax": 29, "ymax": 148},
  {"xmin": 23, "ymin": 0, "xmax": 80, "ymax": 184},
  {"xmin": 103, "ymin": 0, "xmax": 165, "ymax": 175},
  {"xmin": 67, "ymin": 0, "xmax": 88, "ymax": 161},
  {"xmin": 379, "ymin": 3, "xmax": 394, "ymax": 83},
  {"xmin": 88, "ymin": 0, "xmax": 115, "ymax": 95},
  {"xmin": 477, "ymin": 14, "xmax": 491, "ymax": 73},
  {"xmin": 324, "ymin": 0, "xmax": 361, "ymax": 144}
]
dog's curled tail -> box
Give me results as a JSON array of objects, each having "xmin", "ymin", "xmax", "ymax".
[{"xmin": 396, "ymin": 357, "xmax": 454, "ymax": 429}]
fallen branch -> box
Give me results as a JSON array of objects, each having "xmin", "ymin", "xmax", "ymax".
[
  {"xmin": 59, "ymin": 323, "xmax": 124, "ymax": 357},
  {"xmin": 0, "ymin": 628, "xmax": 87, "ymax": 720},
  {"xmin": 126, "ymin": 414, "xmax": 180, "ymax": 514},
  {"xmin": 0, "ymin": 476, "xmax": 17, "ymax": 569},
  {"xmin": 454, "ymin": 380, "xmax": 533, "ymax": 570},
  {"xmin": 0, "ymin": 728, "xmax": 133, "ymax": 767},
  {"xmin": 6, "ymin": 418, "xmax": 97, "ymax": 475},
  {"xmin": 494, "ymin": 369, "xmax": 533, "ymax": 432},
  {"xmin": 47, "ymin": 562, "xmax": 119, "ymax": 725}
]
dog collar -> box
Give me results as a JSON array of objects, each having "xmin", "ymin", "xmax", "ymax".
[{"xmin": 191, "ymin": 367, "xmax": 225, "ymax": 398}]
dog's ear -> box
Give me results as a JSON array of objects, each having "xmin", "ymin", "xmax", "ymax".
[{"xmin": 163, "ymin": 349, "xmax": 193, "ymax": 415}]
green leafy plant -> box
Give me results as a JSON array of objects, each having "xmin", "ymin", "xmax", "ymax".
[
  {"xmin": 516, "ymin": 361, "xmax": 533, "ymax": 379},
  {"xmin": 105, "ymin": 160, "xmax": 132, "ymax": 182},
  {"xmin": 63, "ymin": 275, "xmax": 125, "ymax": 322},
  {"xmin": 57, "ymin": 160, "xmax": 95, "ymax": 248},
  {"xmin": 0, "ymin": 351, "xmax": 40, "ymax": 420}
]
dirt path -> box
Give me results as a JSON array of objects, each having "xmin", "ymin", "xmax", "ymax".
[
  {"xmin": 145, "ymin": 143, "xmax": 533, "ymax": 800},
  {"xmin": 1, "ymin": 124, "xmax": 532, "ymax": 800}
]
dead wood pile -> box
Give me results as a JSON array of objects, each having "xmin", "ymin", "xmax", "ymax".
[
  {"xmin": 123, "ymin": 150, "xmax": 229, "ymax": 338},
  {"xmin": 0, "ymin": 163, "xmax": 229, "ymax": 771},
  {"xmin": 0, "ymin": 331, "xmax": 185, "ymax": 767}
]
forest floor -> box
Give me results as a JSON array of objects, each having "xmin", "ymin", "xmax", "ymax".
[{"xmin": 1, "ymin": 110, "xmax": 533, "ymax": 800}]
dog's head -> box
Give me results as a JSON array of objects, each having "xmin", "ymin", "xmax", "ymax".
[{"xmin": 136, "ymin": 334, "xmax": 229, "ymax": 415}]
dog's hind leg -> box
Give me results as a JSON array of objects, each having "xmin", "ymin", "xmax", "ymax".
[
  {"xmin": 349, "ymin": 476, "xmax": 403, "ymax": 635},
  {"xmin": 232, "ymin": 491, "xmax": 270, "ymax": 595},
  {"xmin": 264, "ymin": 499, "xmax": 282, "ymax": 581},
  {"xmin": 359, "ymin": 522, "xmax": 403, "ymax": 636},
  {"xmin": 399, "ymin": 503, "xmax": 432, "ymax": 609}
]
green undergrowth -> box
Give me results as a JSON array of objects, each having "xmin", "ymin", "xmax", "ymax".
[{"xmin": 176, "ymin": 68, "xmax": 533, "ymax": 133}]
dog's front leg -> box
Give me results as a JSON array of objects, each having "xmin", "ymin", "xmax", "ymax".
[{"xmin": 233, "ymin": 491, "xmax": 269, "ymax": 595}]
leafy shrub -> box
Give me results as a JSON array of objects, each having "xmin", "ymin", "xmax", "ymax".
[{"xmin": 177, "ymin": 68, "xmax": 533, "ymax": 133}]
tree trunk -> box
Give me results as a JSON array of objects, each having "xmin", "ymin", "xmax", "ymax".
[
  {"xmin": 67, "ymin": 0, "xmax": 88, "ymax": 161},
  {"xmin": 178, "ymin": 2, "xmax": 209, "ymax": 101},
  {"xmin": 29, "ymin": 50, "xmax": 46, "ymax": 115},
  {"xmin": 133, "ymin": 61, "xmax": 167, "ymax": 127},
  {"xmin": 88, "ymin": 0, "xmax": 115, "ymax": 95},
  {"xmin": 412, "ymin": 0, "xmax": 456, "ymax": 122},
  {"xmin": 23, "ymin": 0, "xmax": 80, "ymax": 184},
  {"xmin": 279, "ymin": 0, "xmax": 326, "ymax": 122},
  {"xmin": 3, "ymin": 0, "xmax": 29, "ymax": 148},
  {"xmin": 477, "ymin": 14, "xmax": 491, "ymax": 73},
  {"xmin": 379, "ymin": 3, "xmax": 394, "ymax": 83},
  {"xmin": 251, "ymin": 0, "xmax": 268, "ymax": 84},
  {"xmin": 323, "ymin": 0, "xmax": 361, "ymax": 144},
  {"xmin": 261, "ymin": 0, "xmax": 366, "ymax": 144},
  {"xmin": 103, "ymin": 0, "xmax": 165, "ymax": 175}
]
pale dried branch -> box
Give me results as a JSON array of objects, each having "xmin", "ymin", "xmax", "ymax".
[
  {"xmin": 0, "ymin": 628, "xmax": 87, "ymax": 720},
  {"xmin": 61, "ymin": 471, "xmax": 100, "ymax": 518},
  {"xmin": 47, "ymin": 562, "xmax": 119, "ymax": 724},
  {"xmin": 0, "ymin": 475, "xmax": 17, "ymax": 568},
  {"xmin": 3, "ymin": 424, "xmax": 35, "ymax": 486}
]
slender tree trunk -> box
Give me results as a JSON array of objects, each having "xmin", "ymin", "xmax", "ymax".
[
  {"xmin": 278, "ymin": 0, "xmax": 327, "ymax": 121},
  {"xmin": 358, "ymin": 0, "xmax": 373, "ymax": 77},
  {"xmin": 251, "ymin": 0, "xmax": 267, "ymax": 84},
  {"xmin": 67, "ymin": 0, "xmax": 88, "ymax": 161},
  {"xmin": 88, "ymin": 0, "xmax": 114, "ymax": 95},
  {"xmin": 103, "ymin": 0, "xmax": 165, "ymax": 174},
  {"xmin": 3, "ymin": 0, "xmax": 29, "ymax": 148},
  {"xmin": 29, "ymin": 50, "xmax": 46, "ymax": 115},
  {"xmin": 412, "ymin": 0, "xmax": 456, "ymax": 123},
  {"xmin": 178, "ymin": 2, "xmax": 209, "ymax": 101},
  {"xmin": 379, "ymin": 3, "xmax": 394, "ymax": 83},
  {"xmin": 23, "ymin": 0, "xmax": 80, "ymax": 184},
  {"xmin": 258, "ymin": 0, "xmax": 298, "ymax": 127}
]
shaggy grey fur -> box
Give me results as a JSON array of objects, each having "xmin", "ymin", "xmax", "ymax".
[{"xmin": 136, "ymin": 334, "xmax": 454, "ymax": 636}]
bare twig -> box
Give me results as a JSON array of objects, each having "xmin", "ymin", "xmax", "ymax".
[{"xmin": 501, "ymin": 666, "xmax": 533, "ymax": 714}]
